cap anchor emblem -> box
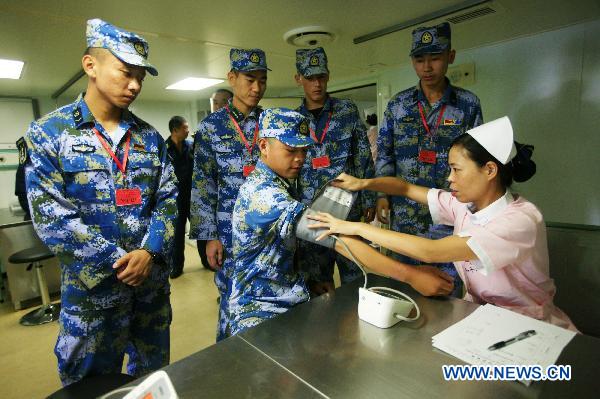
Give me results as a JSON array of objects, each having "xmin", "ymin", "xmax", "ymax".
[{"xmin": 421, "ymin": 32, "xmax": 433, "ymax": 44}]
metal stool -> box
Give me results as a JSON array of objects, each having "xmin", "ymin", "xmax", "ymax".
[{"xmin": 9, "ymin": 245, "xmax": 60, "ymax": 326}]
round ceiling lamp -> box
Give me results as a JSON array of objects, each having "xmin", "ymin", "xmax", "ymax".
[{"xmin": 283, "ymin": 26, "xmax": 336, "ymax": 47}]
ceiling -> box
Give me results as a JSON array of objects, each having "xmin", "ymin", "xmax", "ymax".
[{"xmin": 1, "ymin": 0, "xmax": 599, "ymax": 102}]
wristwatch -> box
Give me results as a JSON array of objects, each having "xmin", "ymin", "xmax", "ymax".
[{"xmin": 142, "ymin": 249, "xmax": 163, "ymax": 264}]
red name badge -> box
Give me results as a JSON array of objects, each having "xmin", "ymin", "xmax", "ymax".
[
  {"xmin": 243, "ymin": 164, "xmax": 255, "ymax": 177},
  {"xmin": 116, "ymin": 188, "xmax": 142, "ymax": 206},
  {"xmin": 418, "ymin": 150, "xmax": 437, "ymax": 164},
  {"xmin": 312, "ymin": 155, "xmax": 331, "ymax": 169}
]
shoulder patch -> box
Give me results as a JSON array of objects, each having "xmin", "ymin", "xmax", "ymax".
[{"xmin": 16, "ymin": 137, "xmax": 28, "ymax": 165}]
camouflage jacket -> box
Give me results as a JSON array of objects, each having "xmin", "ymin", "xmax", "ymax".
[
  {"xmin": 189, "ymin": 100, "xmax": 262, "ymax": 249},
  {"xmin": 376, "ymin": 80, "xmax": 483, "ymax": 236},
  {"xmin": 296, "ymin": 96, "xmax": 376, "ymax": 217},
  {"xmin": 229, "ymin": 160, "xmax": 309, "ymax": 334},
  {"xmin": 24, "ymin": 96, "xmax": 178, "ymax": 312}
]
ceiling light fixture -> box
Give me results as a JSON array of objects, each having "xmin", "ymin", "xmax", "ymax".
[
  {"xmin": 0, "ymin": 58, "xmax": 25, "ymax": 79},
  {"xmin": 283, "ymin": 26, "xmax": 336, "ymax": 47},
  {"xmin": 166, "ymin": 77, "xmax": 224, "ymax": 91}
]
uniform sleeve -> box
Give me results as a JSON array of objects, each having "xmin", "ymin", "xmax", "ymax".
[
  {"xmin": 246, "ymin": 187, "xmax": 306, "ymax": 241},
  {"xmin": 350, "ymin": 104, "xmax": 376, "ymax": 211},
  {"xmin": 375, "ymin": 103, "xmax": 396, "ymax": 178},
  {"xmin": 458, "ymin": 208, "xmax": 539, "ymax": 275},
  {"xmin": 140, "ymin": 138, "xmax": 179, "ymax": 262},
  {"xmin": 189, "ymin": 122, "xmax": 218, "ymax": 240},
  {"xmin": 427, "ymin": 188, "xmax": 460, "ymax": 226},
  {"xmin": 25, "ymin": 122, "xmax": 127, "ymax": 289},
  {"xmin": 470, "ymin": 97, "xmax": 484, "ymax": 128}
]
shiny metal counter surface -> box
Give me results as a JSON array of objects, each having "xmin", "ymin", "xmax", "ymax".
[
  {"xmin": 142, "ymin": 336, "xmax": 325, "ymax": 398},
  {"xmin": 127, "ymin": 275, "xmax": 599, "ymax": 398},
  {"xmin": 239, "ymin": 274, "xmax": 600, "ymax": 399}
]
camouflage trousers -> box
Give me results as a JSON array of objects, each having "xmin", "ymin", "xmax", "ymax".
[
  {"xmin": 215, "ymin": 256, "xmax": 233, "ymax": 342},
  {"xmin": 54, "ymin": 291, "xmax": 171, "ymax": 386}
]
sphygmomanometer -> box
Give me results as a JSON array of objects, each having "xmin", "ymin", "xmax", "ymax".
[{"xmin": 295, "ymin": 180, "xmax": 420, "ymax": 328}]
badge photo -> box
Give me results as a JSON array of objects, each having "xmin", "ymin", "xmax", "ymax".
[
  {"xmin": 418, "ymin": 149, "xmax": 437, "ymax": 164},
  {"xmin": 312, "ymin": 155, "xmax": 331, "ymax": 169},
  {"xmin": 116, "ymin": 188, "xmax": 142, "ymax": 206},
  {"xmin": 250, "ymin": 52, "xmax": 260, "ymax": 64}
]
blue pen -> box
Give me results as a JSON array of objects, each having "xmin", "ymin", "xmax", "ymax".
[{"xmin": 488, "ymin": 330, "xmax": 537, "ymax": 351}]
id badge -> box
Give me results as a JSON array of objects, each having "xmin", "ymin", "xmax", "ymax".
[
  {"xmin": 312, "ymin": 155, "xmax": 331, "ymax": 169},
  {"xmin": 243, "ymin": 164, "xmax": 255, "ymax": 177},
  {"xmin": 418, "ymin": 150, "xmax": 437, "ymax": 164},
  {"xmin": 116, "ymin": 188, "xmax": 142, "ymax": 206}
]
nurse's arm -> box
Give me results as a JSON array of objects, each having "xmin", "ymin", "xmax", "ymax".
[
  {"xmin": 309, "ymin": 214, "xmax": 476, "ymax": 264},
  {"xmin": 333, "ymin": 236, "xmax": 454, "ymax": 297},
  {"xmin": 332, "ymin": 174, "xmax": 429, "ymax": 205}
]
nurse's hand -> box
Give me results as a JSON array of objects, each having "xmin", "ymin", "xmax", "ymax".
[
  {"xmin": 113, "ymin": 249, "xmax": 152, "ymax": 286},
  {"xmin": 331, "ymin": 173, "xmax": 366, "ymax": 192},
  {"xmin": 307, "ymin": 212, "xmax": 358, "ymax": 240},
  {"xmin": 405, "ymin": 265, "xmax": 454, "ymax": 297},
  {"xmin": 206, "ymin": 239, "xmax": 223, "ymax": 270}
]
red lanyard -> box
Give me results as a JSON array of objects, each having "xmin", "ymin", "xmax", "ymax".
[
  {"xmin": 309, "ymin": 111, "xmax": 333, "ymax": 144},
  {"xmin": 93, "ymin": 128, "xmax": 131, "ymax": 175},
  {"xmin": 418, "ymin": 102, "xmax": 446, "ymax": 138},
  {"xmin": 226, "ymin": 105, "xmax": 258, "ymax": 156}
]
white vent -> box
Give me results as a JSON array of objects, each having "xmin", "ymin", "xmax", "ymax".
[{"xmin": 447, "ymin": 6, "xmax": 496, "ymax": 24}]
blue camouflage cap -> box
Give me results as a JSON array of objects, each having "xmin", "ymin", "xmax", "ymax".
[
  {"xmin": 409, "ymin": 22, "xmax": 451, "ymax": 57},
  {"xmin": 296, "ymin": 47, "xmax": 329, "ymax": 77},
  {"xmin": 230, "ymin": 48, "xmax": 271, "ymax": 72},
  {"xmin": 86, "ymin": 18, "xmax": 158, "ymax": 76},
  {"xmin": 259, "ymin": 108, "xmax": 313, "ymax": 148}
]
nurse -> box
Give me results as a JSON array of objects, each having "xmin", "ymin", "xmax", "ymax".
[{"xmin": 309, "ymin": 116, "xmax": 577, "ymax": 330}]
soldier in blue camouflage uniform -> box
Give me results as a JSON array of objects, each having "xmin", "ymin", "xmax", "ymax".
[
  {"xmin": 189, "ymin": 48, "xmax": 268, "ymax": 341},
  {"xmin": 229, "ymin": 108, "xmax": 312, "ymax": 335},
  {"xmin": 375, "ymin": 23, "xmax": 483, "ymax": 296},
  {"xmin": 294, "ymin": 47, "xmax": 376, "ymax": 293},
  {"xmin": 22, "ymin": 19, "xmax": 178, "ymax": 386}
]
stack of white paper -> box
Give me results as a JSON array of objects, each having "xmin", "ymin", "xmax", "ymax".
[{"xmin": 432, "ymin": 304, "xmax": 576, "ymax": 385}]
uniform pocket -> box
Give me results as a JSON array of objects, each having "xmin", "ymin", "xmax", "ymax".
[
  {"xmin": 127, "ymin": 151, "xmax": 161, "ymax": 197},
  {"xmin": 60, "ymin": 153, "xmax": 113, "ymax": 203},
  {"xmin": 213, "ymin": 140, "xmax": 244, "ymax": 174},
  {"xmin": 326, "ymin": 131, "xmax": 353, "ymax": 173}
]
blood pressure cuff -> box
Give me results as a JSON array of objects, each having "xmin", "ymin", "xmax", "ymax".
[{"xmin": 295, "ymin": 183, "xmax": 358, "ymax": 248}]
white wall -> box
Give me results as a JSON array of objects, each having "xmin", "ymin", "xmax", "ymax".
[
  {"xmin": 377, "ymin": 20, "xmax": 600, "ymax": 226},
  {"xmin": 129, "ymin": 100, "xmax": 194, "ymax": 139}
]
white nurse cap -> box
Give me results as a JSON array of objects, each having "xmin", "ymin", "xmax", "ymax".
[{"xmin": 466, "ymin": 116, "xmax": 517, "ymax": 164}]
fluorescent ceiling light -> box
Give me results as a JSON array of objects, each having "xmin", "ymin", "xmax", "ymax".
[
  {"xmin": 0, "ymin": 59, "xmax": 25, "ymax": 79},
  {"xmin": 166, "ymin": 77, "xmax": 224, "ymax": 91}
]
